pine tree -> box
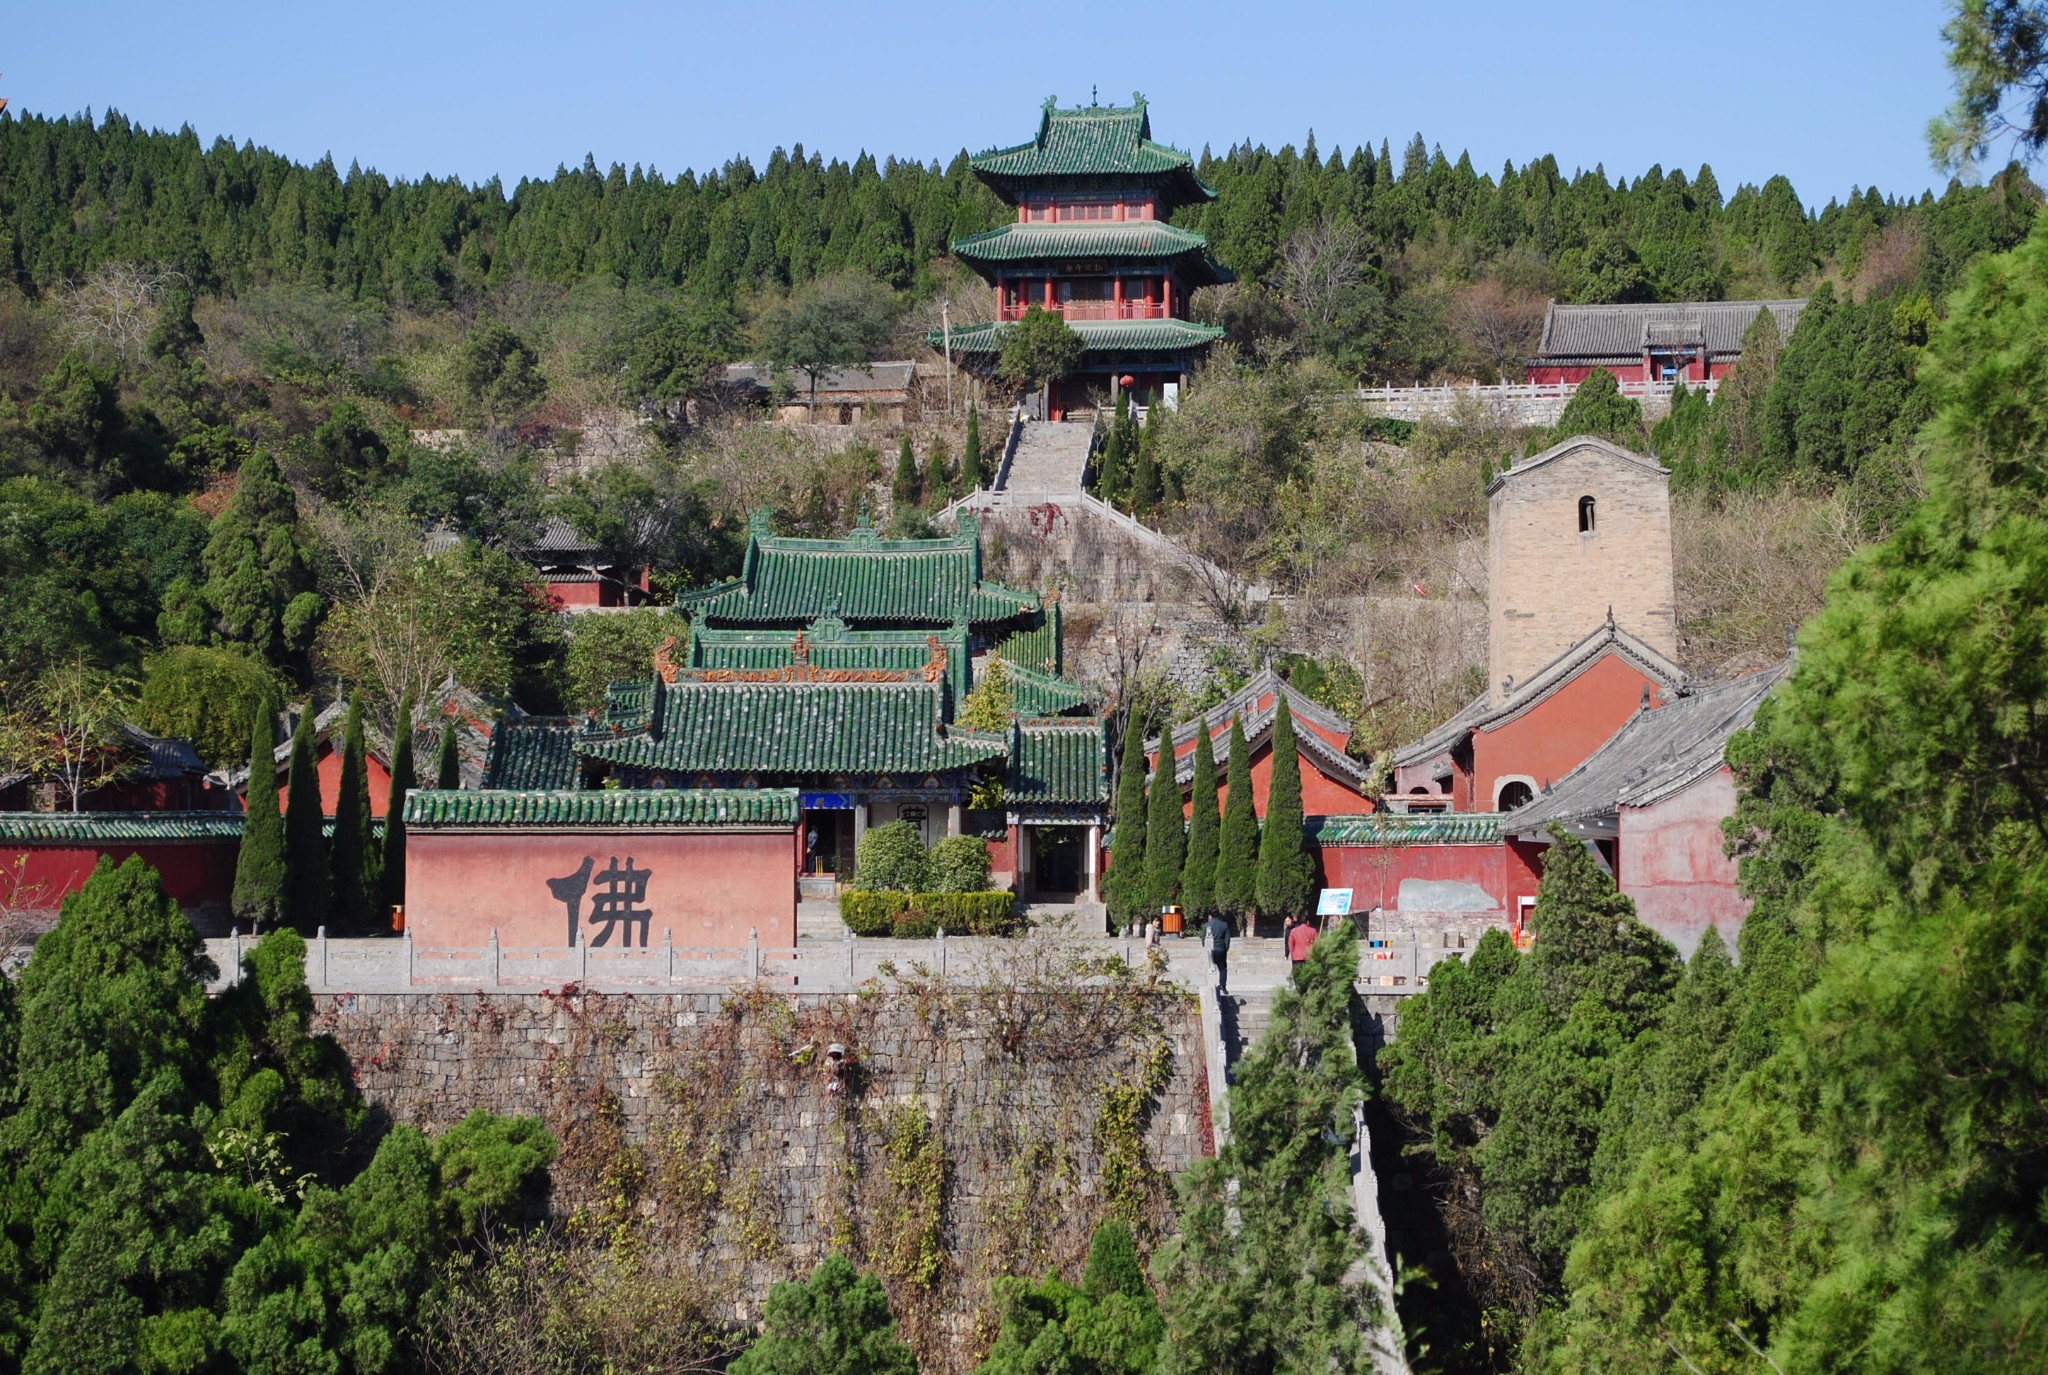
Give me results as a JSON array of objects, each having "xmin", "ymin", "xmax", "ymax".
[
  {"xmin": 891, "ymin": 433, "xmax": 922, "ymax": 513},
  {"xmin": 1255, "ymin": 695, "xmax": 1315, "ymax": 921},
  {"xmin": 381, "ymin": 694, "xmax": 414, "ymax": 915},
  {"xmin": 1181, "ymin": 724, "xmax": 1221, "ymax": 920},
  {"xmin": 1095, "ymin": 417, "xmax": 1128, "ymax": 505},
  {"xmin": 926, "ymin": 434, "xmax": 954, "ymax": 503},
  {"xmin": 1104, "ymin": 712, "xmax": 1150, "ymax": 928},
  {"xmin": 328, "ymin": 695, "xmax": 379, "ymax": 933},
  {"xmin": 434, "ymin": 719, "xmax": 461, "ymax": 789},
  {"xmin": 1215, "ymin": 717, "xmax": 1259, "ymax": 926},
  {"xmin": 282, "ymin": 705, "xmax": 330, "ymax": 935},
  {"xmin": 1144, "ymin": 734, "xmax": 1186, "ymax": 916},
  {"xmin": 199, "ymin": 447, "xmax": 317, "ymax": 665},
  {"xmin": 961, "ymin": 406, "xmax": 984, "ymax": 490},
  {"xmin": 1130, "ymin": 425, "xmax": 1161, "ymax": 516},
  {"xmin": 232, "ymin": 697, "xmax": 286, "ymax": 932}
]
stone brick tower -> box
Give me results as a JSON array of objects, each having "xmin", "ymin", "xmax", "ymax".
[{"xmin": 1487, "ymin": 436, "xmax": 1677, "ymax": 703}]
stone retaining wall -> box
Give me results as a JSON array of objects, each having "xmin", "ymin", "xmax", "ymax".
[{"xmin": 313, "ymin": 966, "xmax": 1207, "ymax": 1372}]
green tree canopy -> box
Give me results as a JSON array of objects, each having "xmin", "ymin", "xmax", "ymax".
[
  {"xmin": 756, "ymin": 273, "xmax": 900, "ymax": 407},
  {"xmin": 729, "ymin": 1255, "xmax": 916, "ymax": 1375},
  {"xmin": 995, "ymin": 307, "xmax": 1085, "ymax": 396}
]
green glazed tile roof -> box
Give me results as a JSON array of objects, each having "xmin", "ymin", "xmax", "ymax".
[
  {"xmin": 675, "ymin": 520, "xmax": 1038, "ymax": 629},
  {"xmin": 952, "ymin": 221, "xmax": 1212, "ymax": 263},
  {"xmin": 1004, "ymin": 660, "xmax": 1090, "ymax": 716},
  {"xmin": 690, "ymin": 621, "xmax": 971, "ymax": 702},
  {"xmin": 405, "ymin": 788, "xmax": 799, "ymax": 828},
  {"xmin": 971, "ymin": 101, "xmax": 1215, "ymax": 206},
  {"xmin": 484, "ymin": 718, "xmax": 584, "ymax": 790},
  {"xmin": 579, "ymin": 682, "xmax": 1008, "ymax": 777},
  {"xmin": 994, "ymin": 615, "xmax": 1060, "ymax": 676},
  {"xmin": 1313, "ymin": 813, "xmax": 1505, "ymax": 846},
  {"xmin": 1006, "ymin": 720, "xmax": 1110, "ymax": 805},
  {"xmin": 0, "ymin": 811, "xmax": 247, "ymax": 843},
  {"xmin": 934, "ymin": 318, "xmax": 1227, "ymax": 358}
]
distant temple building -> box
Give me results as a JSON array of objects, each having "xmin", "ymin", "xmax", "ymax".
[
  {"xmin": 407, "ymin": 512, "xmax": 1110, "ymax": 953},
  {"xmin": 1526, "ymin": 299, "xmax": 1805, "ymax": 386},
  {"xmin": 934, "ymin": 96, "xmax": 1230, "ymax": 418}
]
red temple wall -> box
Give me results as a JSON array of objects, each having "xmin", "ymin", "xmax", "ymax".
[
  {"xmin": 548, "ymin": 580, "xmax": 607, "ymax": 609},
  {"xmin": 1471, "ymin": 655, "xmax": 1662, "ymax": 808},
  {"xmin": 404, "ymin": 830, "xmax": 798, "ymax": 952},
  {"xmin": 1618, "ymin": 768, "xmax": 1749, "ymax": 959},
  {"xmin": 312, "ymin": 748, "xmax": 397, "ymax": 818},
  {"xmin": 1525, "ymin": 358, "xmax": 1731, "ymax": 386},
  {"xmin": 0, "ymin": 842, "xmax": 239, "ymax": 916}
]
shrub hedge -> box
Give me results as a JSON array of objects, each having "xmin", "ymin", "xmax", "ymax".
[{"xmin": 839, "ymin": 890, "xmax": 1021, "ymax": 938}]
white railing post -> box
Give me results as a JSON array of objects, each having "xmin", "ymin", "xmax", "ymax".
[
  {"xmin": 937, "ymin": 927, "xmax": 947, "ymax": 980},
  {"xmin": 749, "ymin": 927, "xmax": 760, "ymax": 981},
  {"xmin": 577, "ymin": 930, "xmax": 587, "ymax": 983},
  {"xmin": 664, "ymin": 927, "xmax": 674, "ymax": 985},
  {"xmin": 403, "ymin": 928, "xmax": 414, "ymax": 987},
  {"xmin": 489, "ymin": 927, "xmax": 500, "ymax": 987},
  {"xmin": 229, "ymin": 926, "xmax": 242, "ymax": 986},
  {"xmin": 316, "ymin": 925, "xmax": 328, "ymax": 990},
  {"xmin": 847, "ymin": 926, "xmax": 856, "ymax": 983}
]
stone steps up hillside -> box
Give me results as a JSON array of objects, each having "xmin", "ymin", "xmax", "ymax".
[{"xmin": 999, "ymin": 419, "xmax": 1094, "ymax": 493}]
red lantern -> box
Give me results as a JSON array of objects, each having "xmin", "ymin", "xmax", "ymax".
[{"xmin": 1120, "ymin": 374, "xmax": 1136, "ymax": 388}]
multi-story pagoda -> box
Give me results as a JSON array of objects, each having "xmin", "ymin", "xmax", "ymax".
[{"xmin": 936, "ymin": 95, "xmax": 1230, "ymax": 418}]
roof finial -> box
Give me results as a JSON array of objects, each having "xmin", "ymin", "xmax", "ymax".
[
  {"xmin": 1092, "ymin": 84, "xmax": 1098, "ymax": 106},
  {"xmin": 1606, "ymin": 605, "xmax": 1615, "ymax": 629}
]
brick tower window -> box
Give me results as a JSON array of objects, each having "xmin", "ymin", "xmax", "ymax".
[{"xmin": 1578, "ymin": 495, "xmax": 1596, "ymax": 534}]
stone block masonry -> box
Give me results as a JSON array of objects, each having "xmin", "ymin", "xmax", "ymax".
[{"xmin": 312, "ymin": 967, "xmax": 1209, "ymax": 1373}]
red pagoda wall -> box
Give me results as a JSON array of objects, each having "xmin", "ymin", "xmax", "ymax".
[{"xmin": 1470, "ymin": 654, "xmax": 1663, "ymax": 810}]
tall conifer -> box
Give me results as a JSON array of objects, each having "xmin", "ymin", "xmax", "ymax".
[
  {"xmin": 927, "ymin": 434, "xmax": 954, "ymax": 502},
  {"xmin": 892, "ymin": 433, "xmax": 922, "ymax": 512},
  {"xmin": 1255, "ymin": 695, "xmax": 1316, "ymax": 921},
  {"xmin": 434, "ymin": 719, "xmax": 461, "ymax": 789},
  {"xmin": 1105, "ymin": 712, "xmax": 1150, "ymax": 927},
  {"xmin": 380, "ymin": 693, "xmax": 415, "ymax": 916},
  {"xmin": 1215, "ymin": 716, "xmax": 1259, "ymax": 926},
  {"xmin": 1181, "ymin": 724, "xmax": 1221, "ymax": 920},
  {"xmin": 282, "ymin": 705, "xmax": 330, "ymax": 934},
  {"xmin": 231, "ymin": 697, "xmax": 285, "ymax": 932},
  {"xmin": 329, "ymin": 694, "xmax": 379, "ymax": 933},
  {"xmin": 962, "ymin": 407, "xmax": 984, "ymax": 490},
  {"xmin": 1144, "ymin": 733, "xmax": 1186, "ymax": 916}
]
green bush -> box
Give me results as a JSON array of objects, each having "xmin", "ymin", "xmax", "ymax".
[
  {"xmin": 837, "ymin": 890, "xmax": 1020, "ymax": 937},
  {"xmin": 928, "ymin": 834, "xmax": 993, "ymax": 893},
  {"xmin": 853, "ymin": 821, "xmax": 930, "ymax": 892}
]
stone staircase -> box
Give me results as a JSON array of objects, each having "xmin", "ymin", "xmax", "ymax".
[
  {"xmin": 998, "ymin": 418, "xmax": 1094, "ymax": 494},
  {"xmin": 1211, "ymin": 937, "xmax": 1292, "ymax": 1080},
  {"xmin": 797, "ymin": 897, "xmax": 849, "ymax": 940}
]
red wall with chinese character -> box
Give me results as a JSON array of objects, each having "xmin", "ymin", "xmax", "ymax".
[{"xmin": 404, "ymin": 830, "xmax": 798, "ymax": 951}]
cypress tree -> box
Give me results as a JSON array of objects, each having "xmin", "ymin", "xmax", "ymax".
[
  {"xmin": 927, "ymin": 434, "xmax": 954, "ymax": 503},
  {"xmin": 1104, "ymin": 711, "xmax": 1150, "ymax": 928},
  {"xmin": 329, "ymin": 694, "xmax": 380, "ymax": 934},
  {"xmin": 1255, "ymin": 695, "xmax": 1316, "ymax": 921},
  {"xmin": 1144, "ymin": 732, "xmax": 1186, "ymax": 916},
  {"xmin": 282, "ymin": 705, "xmax": 330, "ymax": 935},
  {"xmin": 1095, "ymin": 419, "xmax": 1128, "ymax": 504},
  {"xmin": 434, "ymin": 719, "xmax": 461, "ymax": 789},
  {"xmin": 962, "ymin": 406, "xmax": 984, "ymax": 490},
  {"xmin": 1215, "ymin": 717, "xmax": 1259, "ymax": 927},
  {"xmin": 892, "ymin": 433, "xmax": 922, "ymax": 512},
  {"xmin": 231, "ymin": 696, "xmax": 286, "ymax": 932},
  {"xmin": 1181, "ymin": 724, "xmax": 1221, "ymax": 920},
  {"xmin": 1130, "ymin": 426, "xmax": 1161, "ymax": 515},
  {"xmin": 380, "ymin": 693, "xmax": 415, "ymax": 916}
]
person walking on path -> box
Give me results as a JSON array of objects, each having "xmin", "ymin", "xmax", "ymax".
[
  {"xmin": 1285, "ymin": 913, "xmax": 1316, "ymax": 971},
  {"xmin": 1205, "ymin": 911, "xmax": 1232, "ymax": 995}
]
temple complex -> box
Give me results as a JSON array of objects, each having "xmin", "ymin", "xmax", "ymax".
[{"xmin": 934, "ymin": 96, "xmax": 1229, "ymax": 417}]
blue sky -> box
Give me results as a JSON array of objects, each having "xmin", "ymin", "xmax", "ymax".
[{"xmin": 6, "ymin": 1, "xmax": 1963, "ymax": 207}]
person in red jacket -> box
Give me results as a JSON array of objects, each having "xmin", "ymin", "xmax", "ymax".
[{"xmin": 1285, "ymin": 913, "xmax": 1317, "ymax": 970}]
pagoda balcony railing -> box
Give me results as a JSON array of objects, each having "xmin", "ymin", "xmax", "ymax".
[{"xmin": 997, "ymin": 300, "xmax": 1171, "ymax": 323}]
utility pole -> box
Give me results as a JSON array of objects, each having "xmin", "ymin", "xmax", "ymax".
[{"xmin": 941, "ymin": 299, "xmax": 954, "ymax": 414}]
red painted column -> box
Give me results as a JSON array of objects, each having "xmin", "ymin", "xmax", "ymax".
[{"xmin": 1114, "ymin": 277, "xmax": 1125, "ymax": 317}]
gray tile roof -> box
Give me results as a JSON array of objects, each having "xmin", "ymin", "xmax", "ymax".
[
  {"xmin": 117, "ymin": 723, "xmax": 208, "ymax": 780},
  {"xmin": 723, "ymin": 361, "xmax": 917, "ymax": 397},
  {"xmin": 1511, "ymin": 662, "xmax": 1788, "ymax": 831},
  {"xmin": 1148, "ymin": 670, "xmax": 1372, "ymax": 796},
  {"xmin": 1535, "ymin": 300, "xmax": 1805, "ymax": 362}
]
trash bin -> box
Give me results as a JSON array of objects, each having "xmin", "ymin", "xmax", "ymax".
[{"xmin": 1160, "ymin": 904, "xmax": 1184, "ymax": 936}]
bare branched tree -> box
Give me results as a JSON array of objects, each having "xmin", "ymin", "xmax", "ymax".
[
  {"xmin": 63, "ymin": 262, "xmax": 182, "ymax": 366},
  {"xmin": 1278, "ymin": 217, "xmax": 1367, "ymax": 335},
  {"xmin": 1447, "ymin": 277, "xmax": 1549, "ymax": 381}
]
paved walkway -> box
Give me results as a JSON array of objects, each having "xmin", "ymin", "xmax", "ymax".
[{"xmin": 999, "ymin": 419, "xmax": 1093, "ymax": 493}]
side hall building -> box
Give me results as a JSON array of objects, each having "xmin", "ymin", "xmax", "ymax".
[{"xmin": 1526, "ymin": 299, "xmax": 1805, "ymax": 386}]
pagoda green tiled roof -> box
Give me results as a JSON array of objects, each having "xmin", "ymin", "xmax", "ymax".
[
  {"xmin": 934, "ymin": 318, "xmax": 1227, "ymax": 358},
  {"xmin": 1006, "ymin": 719, "xmax": 1110, "ymax": 805},
  {"xmin": 994, "ymin": 614, "xmax": 1060, "ymax": 676},
  {"xmin": 0, "ymin": 811, "xmax": 246, "ymax": 843},
  {"xmin": 690, "ymin": 620, "xmax": 971, "ymax": 702},
  {"xmin": 674, "ymin": 518, "xmax": 1038, "ymax": 629},
  {"xmin": 1004, "ymin": 660, "xmax": 1090, "ymax": 716},
  {"xmin": 1313, "ymin": 813, "xmax": 1505, "ymax": 846},
  {"xmin": 971, "ymin": 99, "xmax": 1215, "ymax": 206},
  {"xmin": 405, "ymin": 788, "xmax": 799, "ymax": 828},
  {"xmin": 951, "ymin": 221, "xmax": 1214, "ymax": 264},
  {"xmin": 578, "ymin": 681, "xmax": 1008, "ymax": 778},
  {"xmin": 483, "ymin": 718, "xmax": 584, "ymax": 790}
]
